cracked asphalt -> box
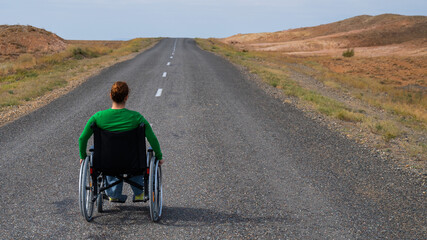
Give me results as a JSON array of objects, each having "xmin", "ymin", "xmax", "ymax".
[{"xmin": 0, "ymin": 38, "xmax": 425, "ymax": 239}]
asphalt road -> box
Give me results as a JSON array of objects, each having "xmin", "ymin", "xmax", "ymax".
[{"xmin": 0, "ymin": 38, "xmax": 425, "ymax": 239}]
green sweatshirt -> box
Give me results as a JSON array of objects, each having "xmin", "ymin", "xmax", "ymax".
[{"xmin": 79, "ymin": 108, "xmax": 162, "ymax": 160}]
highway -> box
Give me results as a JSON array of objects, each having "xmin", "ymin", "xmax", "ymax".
[{"xmin": 0, "ymin": 38, "xmax": 425, "ymax": 239}]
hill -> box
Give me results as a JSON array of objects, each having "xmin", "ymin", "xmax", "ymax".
[
  {"xmin": 0, "ymin": 25, "xmax": 67, "ymax": 59},
  {"xmin": 222, "ymin": 14, "xmax": 427, "ymax": 57}
]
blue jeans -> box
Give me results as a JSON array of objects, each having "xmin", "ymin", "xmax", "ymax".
[{"xmin": 105, "ymin": 175, "xmax": 144, "ymax": 201}]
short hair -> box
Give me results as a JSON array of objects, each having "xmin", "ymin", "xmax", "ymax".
[{"xmin": 110, "ymin": 81, "xmax": 129, "ymax": 103}]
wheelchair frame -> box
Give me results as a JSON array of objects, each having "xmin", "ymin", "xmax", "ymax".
[{"xmin": 79, "ymin": 148, "xmax": 162, "ymax": 222}]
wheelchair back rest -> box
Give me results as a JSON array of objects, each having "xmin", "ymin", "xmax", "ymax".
[{"xmin": 91, "ymin": 122, "xmax": 147, "ymax": 175}]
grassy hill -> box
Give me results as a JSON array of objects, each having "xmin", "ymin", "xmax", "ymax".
[{"xmin": 223, "ymin": 14, "xmax": 427, "ymax": 55}]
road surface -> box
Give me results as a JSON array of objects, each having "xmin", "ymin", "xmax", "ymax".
[{"xmin": 0, "ymin": 38, "xmax": 425, "ymax": 239}]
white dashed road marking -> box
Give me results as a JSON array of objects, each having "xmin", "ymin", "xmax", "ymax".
[
  {"xmin": 155, "ymin": 88, "xmax": 163, "ymax": 97},
  {"xmin": 155, "ymin": 39, "xmax": 177, "ymax": 98}
]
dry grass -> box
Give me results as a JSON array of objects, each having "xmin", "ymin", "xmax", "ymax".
[
  {"xmin": 296, "ymin": 56, "xmax": 427, "ymax": 126},
  {"xmin": 0, "ymin": 38, "xmax": 161, "ymax": 110},
  {"xmin": 336, "ymin": 109, "xmax": 364, "ymax": 122},
  {"xmin": 366, "ymin": 118, "xmax": 403, "ymax": 141}
]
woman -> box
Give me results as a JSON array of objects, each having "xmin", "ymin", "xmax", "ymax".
[{"xmin": 79, "ymin": 81, "xmax": 164, "ymax": 203}]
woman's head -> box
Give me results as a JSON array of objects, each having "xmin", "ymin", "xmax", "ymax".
[{"xmin": 110, "ymin": 81, "xmax": 129, "ymax": 103}]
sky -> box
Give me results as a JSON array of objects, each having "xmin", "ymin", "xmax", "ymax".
[{"xmin": 0, "ymin": 0, "xmax": 426, "ymax": 40}]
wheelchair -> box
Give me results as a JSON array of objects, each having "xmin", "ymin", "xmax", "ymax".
[{"xmin": 78, "ymin": 123, "xmax": 162, "ymax": 222}]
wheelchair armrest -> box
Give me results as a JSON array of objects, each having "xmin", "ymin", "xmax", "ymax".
[{"xmin": 89, "ymin": 145, "xmax": 95, "ymax": 152}]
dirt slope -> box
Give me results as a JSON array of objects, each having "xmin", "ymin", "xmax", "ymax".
[
  {"xmin": 222, "ymin": 14, "xmax": 427, "ymax": 57},
  {"xmin": 0, "ymin": 25, "xmax": 67, "ymax": 59}
]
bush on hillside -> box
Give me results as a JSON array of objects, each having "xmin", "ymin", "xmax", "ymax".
[
  {"xmin": 71, "ymin": 46, "xmax": 112, "ymax": 60},
  {"xmin": 342, "ymin": 48, "xmax": 355, "ymax": 57}
]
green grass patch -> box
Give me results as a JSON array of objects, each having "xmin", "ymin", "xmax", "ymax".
[
  {"xmin": 0, "ymin": 98, "xmax": 19, "ymax": 107},
  {"xmin": 368, "ymin": 119, "xmax": 402, "ymax": 141}
]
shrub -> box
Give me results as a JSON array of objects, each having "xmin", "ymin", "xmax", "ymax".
[
  {"xmin": 72, "ymin": 47, "xmax": 86, "ymax": 59},
  {"xmin": 342, "ymin": 48, "xmax": 354, "ymax": 57},
  {"xmin": 71, "ymin": 47, "xmax": 106, "ymax": 59}
]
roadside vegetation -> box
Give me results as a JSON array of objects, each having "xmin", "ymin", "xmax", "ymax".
[
  {"xmin": 196, "ymin": 38, "xmax": 426, "ymax": 171},
  {"xmin": 342, "ymin": 49, "xmax": 355, "ymax": 57},
  {"xmin": 0, "ymin": 38, "xmax": 160, "ymax": 111}
]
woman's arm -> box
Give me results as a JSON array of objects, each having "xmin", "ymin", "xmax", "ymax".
[
  {"xmin": 144, "ymin": 121, "xmax": 163, "ymax": 160},
  {"xmin": 78, "ymin": 115, "xmax": 96, "ymax": 159}
]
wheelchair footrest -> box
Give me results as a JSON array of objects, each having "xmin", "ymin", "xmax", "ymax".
[
  {"xmin": 109, "ymin": 198, "xmax": 127, "ymax": 203},
  {"xmin": 106, "ymin": 195, "xmax": 128, "ymax": 203},
  {"xmin": 132, "ymin": 194, "xmax": 149, "ymax": 203}
]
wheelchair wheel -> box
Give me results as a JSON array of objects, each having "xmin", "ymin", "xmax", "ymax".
[
  {"xmin": 96, "ymin": 176, "xmax": 104, "ymax": 213},
  {"xmin": 148, "ymin": 156, "xmax": 162, "ymax": 222},
  {"xmin": 79, "ymin": 156, "xmax": 94, "ymax": 222}
]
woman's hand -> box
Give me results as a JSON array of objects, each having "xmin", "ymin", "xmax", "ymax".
[
  {"xmin": 80, "ymin": 159, "xmax": 84, "ymax": 164},
  {"xmin": 159, "ymin": 159, "xmax": 165, "ymax": 166}
]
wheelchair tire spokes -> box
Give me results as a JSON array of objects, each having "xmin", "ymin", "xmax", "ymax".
[
  {"xmin": 149, "ymin": 157, "xmax": 162, "ymax": 222},
  {"xmin": 157, "ymin": 164, "xmax": 163, "ymax": 217},
  {"xmin": 79, "ymin": 157, "xmax": 94, "ymax": 222}
]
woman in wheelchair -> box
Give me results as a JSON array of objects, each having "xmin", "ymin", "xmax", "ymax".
[{"xmin": 79, "ymin": 81, "xmax": 164, "ymax": 203}]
